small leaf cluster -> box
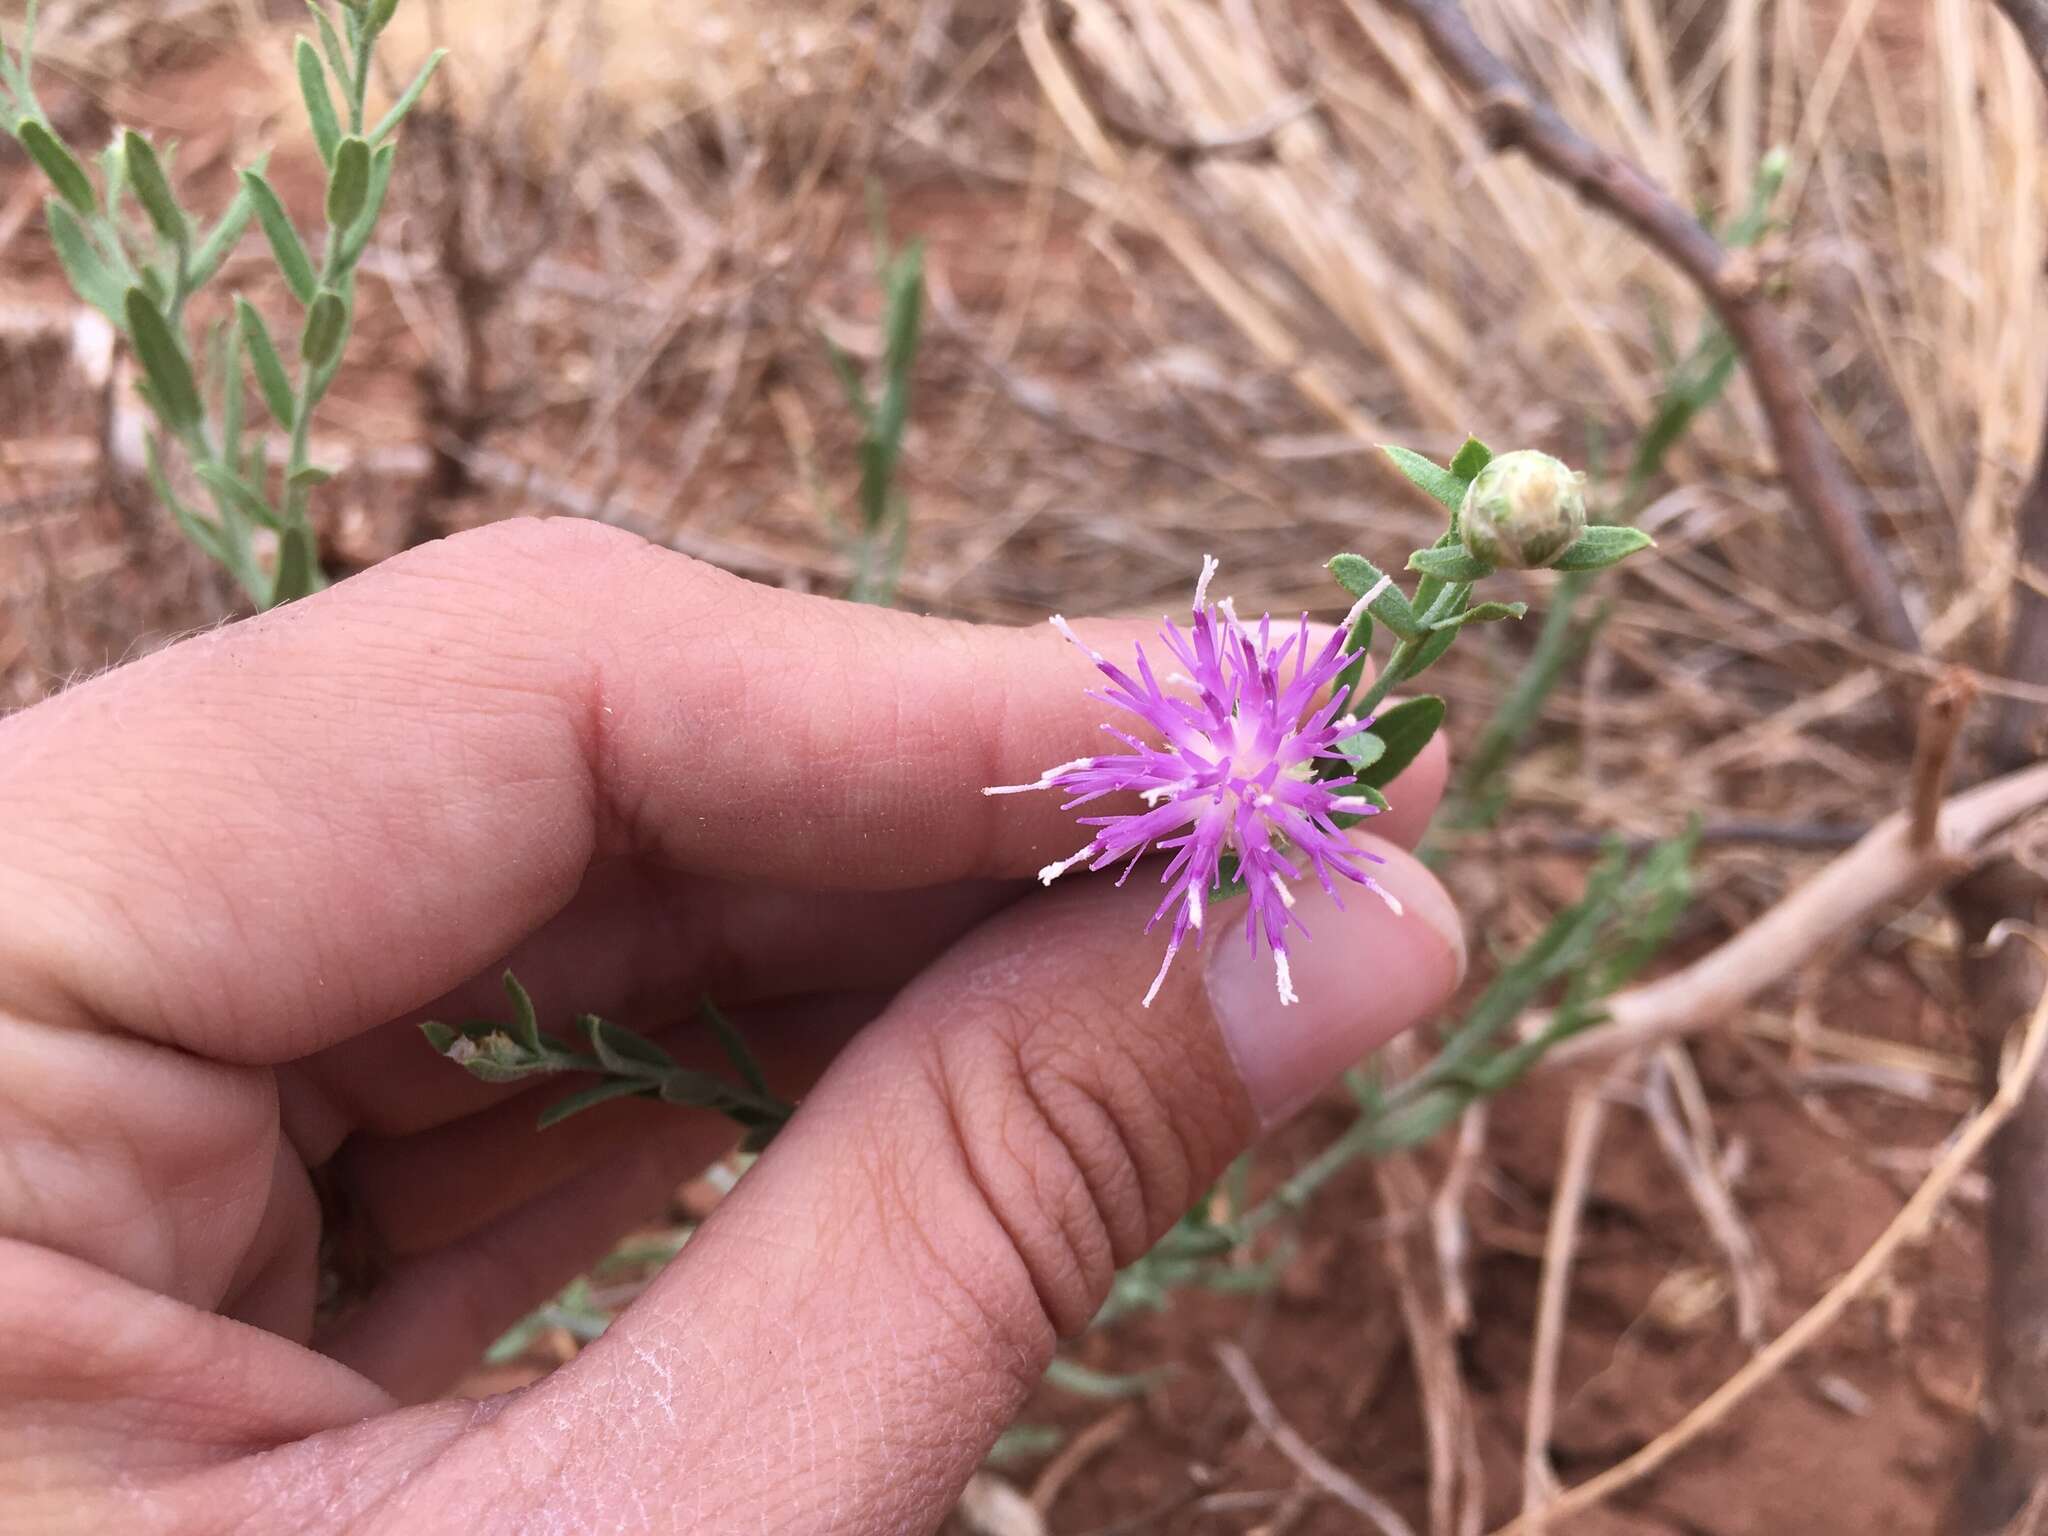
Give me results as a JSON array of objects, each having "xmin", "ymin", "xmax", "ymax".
[
  {"xmin": 1, "ymin": 1, "xmax": 443, "ymax": 607},
  {"xmin": 821, "ymin": 194, "xmax": 925, "ymax": 607},
  {"xmin": 422, "ymin": 974, "xmax": 793, "ymax": 1149}
]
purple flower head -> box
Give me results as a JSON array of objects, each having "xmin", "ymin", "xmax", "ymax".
[{"xmin": 986, "ymin": 558, "xmax": 1401, "ymax": 1008}]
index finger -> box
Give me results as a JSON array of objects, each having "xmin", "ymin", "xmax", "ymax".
[{"xmin": 0, "ymin": 519, "xmax": 1442, "ymax": 1061}]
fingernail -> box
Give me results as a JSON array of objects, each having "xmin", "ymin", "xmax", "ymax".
[{"xmin": 1204, "ymin": 836, "xmax": 1466, "ymax": 1127}]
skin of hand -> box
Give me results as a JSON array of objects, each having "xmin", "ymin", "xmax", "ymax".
[{"xmin": 0, "ymin": 517, "xmax": 1464, "ymax": 1535}]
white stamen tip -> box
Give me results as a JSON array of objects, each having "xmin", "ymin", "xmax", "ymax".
[
  {"xmin": 1187, "ymin": 886, "xmax": 1205, "ymax": 930},
  {"xmin": 1142, "ymin": 941, "xmax": 1180, "ymax": 1009},
  {"xmin": 1342, "ymin": 574, "xmax": 1393, "ymax": 635},
  {"xmin": 1038, "ymin": 845, "xmax": 1094, "ymax": 885},
  {"xmin": 1276, "ymin": 879, "xmax": 1297, "ymax": 909},
  {"xmin": 1194, "ymin": 554, "xmax": 1220, "ymax": 610},
  {"xmin": 1274, "ymin": 951, "xmax": 1298, "ymax": 1006},
  {"xmin": 1371, "ymin": 882, "xmax": 1405, "ymax": 917},
  {"xmin": 1050, "ymin": 614, "xmax": 1104, "ymax": 661}
]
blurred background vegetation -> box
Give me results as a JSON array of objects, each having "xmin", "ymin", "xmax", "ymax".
[{"xmin": 4, "ymin": 1, "xmax": 2045, "ymax": 1532}]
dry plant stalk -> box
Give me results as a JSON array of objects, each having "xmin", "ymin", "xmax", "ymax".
[{"xmin": 1490, "ymin": 945, "xmax": 2048, "ymax": 1535}]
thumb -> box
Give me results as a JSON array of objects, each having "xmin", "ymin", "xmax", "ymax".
[{"xmin": 400, "ymin": 834, "xmax": 1462, "ymax": 1534}]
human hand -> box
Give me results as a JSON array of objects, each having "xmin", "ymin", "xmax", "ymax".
[{"xmin": 0, "ymin": 519, "xmax": 1463, "ymax": 1534}]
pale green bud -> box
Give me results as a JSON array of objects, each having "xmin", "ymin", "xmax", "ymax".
[{"xmin": 1460, "ymin": 450, "xmax": 1587, "ymax": 570}]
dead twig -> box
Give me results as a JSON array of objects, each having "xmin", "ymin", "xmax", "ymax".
[
  {"xmin": 1376, "ymin": 0, "xmax": 1920, "ymax": 667},
  {"xmin": 1909, "ymin": 668, "xmax": 1978, "ymax": 852},
  {"xmin": 1641, "ymin": 1047, "xmax": 1771, "ymax": 1346},
  {"xmin": 1520, "ymin": 1080, "xmax": 1614, "ymax": 1525},
  {"xmin": 1488, "ymin": 944, "xmax": 2048, "ymax": 1536},
  {"xmin": 1214, "ymin": 1341, "xmax": 1418, "ymax": 1536}
]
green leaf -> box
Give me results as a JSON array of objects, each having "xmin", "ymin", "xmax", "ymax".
[
  {"xmin": 1408, "ymin": 545, "xmax": 1493, "ymax": 583},
  {"xmin": 1448, "ymin": 436, "xmax": 1493, "ymax": 481},
  {"xmin": 306, "ymin": 2, "xmax": 352, "ymax": 91},
  {"xmin": 537, "ymin": 1078, "xmax": 657, "ymax": 1129},
  {"xmin": 18, "ymin": 118, "xmax": 94, "ymax": 215},
  {"xmin": 296, "ymin": 36, "xmax": 342, "ymax": 164},
  {"xmin": 583, "ymin": 1015, "xmax": 677, "ymax": 1078},
  {"xmin": 501, "ymin": 971, "xmax": 544, "ymax": 1056},
  {"xmin": 371, "ymin": 48, "xmax": 447, "ymax": 143},
  {"xmin": 702, "ymin": 997, "xmax": 772, "ymax": 1098},
  {"xmin": 1431, "ymin": 599, "xmax": 1528, "ymax": 631},
  {"xmin": 289, "ymin": 465, "xmax": 335, "ymax": 489},
  {"xmin": 1339, "ymin": 729, "xmax": 1386, "ymax": 773},
  {"xmin": 419, "ymin": 1020, "xmax": 460, "ymax": 1053},
  {"xmin": 1354, "ymin": 695, "xmax": 1444, "ymax": 790},
  {"xmin": 270, "ymin": 522, "xmax": 319, "ymax": 605},
  {"xmin": 1551, "ymin": 524, "xmax": 1655, "ymax": 572},
  {"xmin": 1326, "ymin": 553, "xmax": 1421, "ymax": 639},
  {"xmin": 325, "ymin": 134, "xmax": 369, "ymax": 230},
  {"xmin": 195, "ymin": 463, "xmax": 284, "ymax": 531},
  {"xmin": 300, "ymin": 287, "xmax": 348, "ymax": 369},
  {"xmin": 44, "ymin": 200, "xmax": 122, "ymax": 321},
  {"xmin": 339, "ymin": 140, "xmax": 395, "ymax": 265},
  {"xmin": 1043, "ymin": 1358, "xmax": 1178, "ymax": 1400},
  {"xmin": 242, "ymin": 171, "xmax": 316, "ymax": 305},
  {"xmin": 124, "ymin": 287, "xmax": 202, "ymax": 431},
  {"xmin": 1408, "ymin": 593, "xmax": 1466, "ymax": 677},
  {"xmin": 122, "ymin": 130, "xmax": 186, "ymax": 247},
  {"xmin": 237, "ymin": 299, "xmax": 297, "ymax": 425},
  {"xmin": 147, "ymin": 437, "xmax": 231, "ymax": 567},
  {"xmin": 188, "ymin": 167, "xmax": 262, "ymax": 288},
  {"xmin": 1381, "ymin": 444, "xmax": 1466, "ymax": 514}
]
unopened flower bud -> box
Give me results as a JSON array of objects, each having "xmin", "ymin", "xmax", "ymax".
[{"xmin": 1459, "ymin": 450, "xmax": 1586, "ymax": 569}]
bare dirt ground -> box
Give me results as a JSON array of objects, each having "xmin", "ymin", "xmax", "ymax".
[{"xmin": 0, "ymin": 11, "xmax": 2003, "ymax": 1533}]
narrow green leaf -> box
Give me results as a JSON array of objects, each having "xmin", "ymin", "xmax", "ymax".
[
  {"xmin": 242, "ymin": 171, "xmax": 315, "ymax": 305},
  {"xmin": 371, "ymin": 47, "xmax": 447, "ymax": 143},
  {"xmin": 124, "ymin": 287, "xmax": 202, "ymax": 430},
  {"xmin": 502, "ymin": 971, "xmax": 544, "ymax": 1056},
  {"xmin": 1432, "ymin": 599, "xmax": 1528, "ymax": 631},
  {"xmin": 1339, "ymin": 729, "xmax": 1387, "ymax": 773},
  {"xmin": 1043, "ymin": 1359, "xmax": 1179, "ymax": 1400},
  {"xmin": 146, "ymin": 438, "xmax": 228, "ymax": 564},
  {"xmin": 325, "ymin": 134, "xmax": 369, "ymax": 229},
  {"xmin": 19, "ymin": 118, "xmax": 94, "ymax": 215},
  {"xmin": 1448, "ymin": 436, "xmax": 1493, "ymax": 481},
  {"xmin": 1326, "ymin": 553, "xmax": 1421, "ymax": 639},
  {"xmin": 289, "ymin": 465, "xmax": 335, "ymax": 489},
  {"xmin": 419, "ymin": 1020, "xmax": 460, "ymax": 1053},
  {"xmin": 44, "ymin": 200, "xmax": 122, "ymax": 321},
  {"xmin": 237, "ymin": 298, "xmax": 297, "ymax": 425},
  {"xmin": 306, "ymin": 2, "xmax": 352, "ymax": 90},
  {"xmin": 1408, "ymin": 545, "xmax": 1493, "ymax": 583},
  {"xmin": 97, "ymin": 137, "xmax": 127, "ymax": 218},
  {"xmin": 1408, "ymin": 597, "xmax": 1466, "ymax": 677},
  {"xmin": 339, "ymin": 140, "xmax": 395, "ymax": 264},
  {"xmin": 270, "ymin": 522, "xmax": 319, "ymax": 605},
  {"xmin": 195, "ymin": 463, "xmax": 284, "ymax": 531},
  {"xmin": 296, "ymin": 37, "xmax": 342, "ymax": 164},
  {"xmin": 1381, "ymin": 444, "xmax": 1466, "ymax": 514},
  {"xmin": 537, "ymin": 1078, "xmax": 656, "ymax": 1129},
  {"xmin": 300, "ymin": 287, "xmax": 348, "ymax": 369},
  {"xmin": 702, "ymin": 997, "xmax": 772, "ymax": 1098},
  {"xmin": 188, "ymin": 169, "xmax": 262, "ymax": 288},
  {"xmin": 1355, "ymin": 695, "xmax": 1445, "ymax": 790},
  {"xmin": 1550, "ymin": 524, "xmax": 1655, "ymax": 572},
  {"xmin": 583, "ymin": 1015, "xmax": 677, "ymax": 1078},
  {"xmin": 122, "ymin": 131, "xmax": 186, "ymax": 246}
]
